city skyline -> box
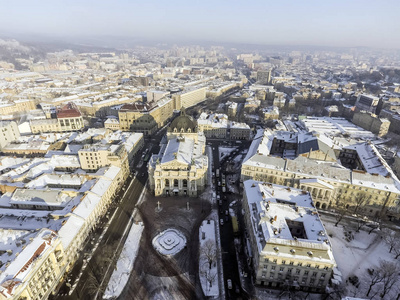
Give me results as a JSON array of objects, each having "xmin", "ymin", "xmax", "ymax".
[{"xmin": 1, "ymin": 0, "xmax": 400, "ymax": 49}]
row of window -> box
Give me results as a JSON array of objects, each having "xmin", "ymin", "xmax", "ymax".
[{"xmin": 264, "ymin": 258, "xmax": 329, "ymax": 270}]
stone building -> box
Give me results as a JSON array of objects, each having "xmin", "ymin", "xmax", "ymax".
[
  {"xmin": 241, "ymin": 130, "xmax": 400, "ymax": 219},
  {"xmin": 148, "ymin": 112, "xmax": 208, "ymax": 196},
  {"xmin": 352, "ymin": 111, "xmax": 390, "ymax": 137},
  {"xmin": 30, "ymin": 103, "xmax": 84, "ymax": 134},
  {"xmin": 243, "ymin": 180, "xmax": 336, "ymax": 292},
  {"xmin": 0, "ymin": 121, "xmax": 20, "ymax": 150}
]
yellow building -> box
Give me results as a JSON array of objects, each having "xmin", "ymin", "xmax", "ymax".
[
  {"xmin": 0, "ymin": 99, "xmax": 35, "ymax": 116},
  {"xmin": 118, "ymin": 98, "xmax": 175, "ymax": 135},
  {"xmin": 104, "ymin": 118, "xmax": 120, "ymax": 131},
  {"xmin": 30, "ymin": 103, "xmax": 84, "ymax": 134},
  {"xmin": 241, "ymin": 130, "xmax": 400, "ymax": 219},
  {"xmin": 172, "ymin": 87, "xmax": 207, "ymax": 109},
  {"xmin": 0, "ymin": 229, "xmax": 67, "ymax": 300},
  {"xmin": 243, "ymin": 180, "xmax": 336, "ymax": 292},
  {"xmin": 149, "ymin": 113, "xmax": 208, "ymax": 196},
  {"xmin": 0, "ymin": 121, "xmax": 20, "ymax": 150},
  {"xmin": 78, "ymin": 143, "xmax": 129, "ymax": 179}
]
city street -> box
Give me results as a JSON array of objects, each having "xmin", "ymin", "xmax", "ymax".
[{"xmin": 208, "ymin": 140, "xmax": 253, "ymax": 300}]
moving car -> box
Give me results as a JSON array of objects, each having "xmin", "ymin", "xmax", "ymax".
[{"xmin": 227, "ymin": 279, "xmax": 232, "ymax": 289}]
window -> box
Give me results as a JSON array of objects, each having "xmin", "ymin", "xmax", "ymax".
[
  {"xmin": 296, "ymin": 269, "xmax": 300, "ymax": 274},
  {"xmin": 263, "ymin": 265, "xmax": 268, "ymax": 269},
  {"xmin": 297, "ymin": 263, "xmax": 303, "ymax": 267},
  {"xmin": 282, "ymin": 260, "xmax": 286, "ymax": 265},
  {"xmin": 271, "ymin": 266, "xmax": 275, "ymax": 270},
  {"xmin": 321, "ymin": 273, "xmax": 326, "ymax": 278},
  {"xmin": 262, "ymin": 272, "xmax": 266, "ymax": 278},
  {"xmin": 304, "ymin": 271, "xmax": 309, "ymax": 276},
  {"xmin": 264, "ymin": 258, "xmax": 269, "ymax": 263},
  {"xmin": 288, "ymin": 268, "xmax": 292, "ymax": 274},
  {"xmin": 312, "ymin": 272, "xmax": 317, "ymax": 277},
  {"xmin": 289, "ymin": 261, "xmax": 294, "ymax": 265},
  {"xmin": 273, "ymin": 259, "xmax": 277, "ymax": 263},
  {"xmin": 306, "ymin": 264, "xmax": 311, "ymax": 268},
  {"xmin": 310, "ymin": 279, "xmax": 315, "ymax": 284},
  {"xmin": 279, "ymin": 267, "xmax": 284, "ymax": 272},
  {"xmin": 315, "ymin": 265, "xmax": 320, "ymax": 269},
  {"xmin": 323, "ymin": 266, "xmax": 329, "ymax": 270}
]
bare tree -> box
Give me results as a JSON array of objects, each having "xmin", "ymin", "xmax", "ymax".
[
  {"xmin": 200, "ymin": 239, "xmax": 217, "ymax": 270},
  {"xmin": 324, "ymin": 284, "xmax": 346, "ymax": 300},
  {"xmin": 379, "ymin": 260, "xmax": 399, "ymax": 299},
  {"xmin": 86, "ymin": 269, "xmax": 106, "ymax": 298},
  {"xmin": 334, "ymin": 206, "xmax": 347, "ymax": 227},
  {"xmin": 352, "ymin": 193, "xmax": 370, "ymax": 215},
  {"xmin": 200, "ymin": 263, "xmax": 218, "ymax": 291},
  {"xmin": 365, "ymin": 265, "xmax": 384, "ymax": 297},
  {"xmin": 382, "ymin": 229, "xmax": 400, "ymax": 253},
  {"xmin": 354, "ymin": 217, "xmax": 367, "ymax": 233},
  {"xmin": 364, "ymin": 260, "xmax": 400, "ymax": 298}
]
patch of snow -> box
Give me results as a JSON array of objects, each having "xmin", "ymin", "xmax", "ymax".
[
  {"xmin": 104, "ymin": 222, "xmax": 144, "ymax": 299},
  {"xmin": 199, "ymin": 220, "xmax": 219, "ymax": 297}
]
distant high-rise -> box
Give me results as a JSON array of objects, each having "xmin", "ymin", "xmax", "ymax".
[{"xmin": 256, "ymin": 69, "xmax": 271, "ymax": 85}]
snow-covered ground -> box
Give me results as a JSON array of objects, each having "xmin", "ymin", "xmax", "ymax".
[
  {"xmin": 218, "ymin": 146, "xmax": 236, "ymax": 160},
  {"xmin": 104, "ymin": 222, "xmax": 144, "ymax": 299},
  {"xmin": 322, "ymin": 215, "xmax": 399, "ymax": 299},
  {"xmin": 152, "ymin": 228, "xmax": 187, "ymax": 256},
  {"xmin": 199, "ymin": 220, "xmax": 219, "ymax": 298}
]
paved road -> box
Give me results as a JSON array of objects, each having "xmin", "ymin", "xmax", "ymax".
[{"xmin": 209, "ymin": 140, "xmax": 252, "ymax": 300}]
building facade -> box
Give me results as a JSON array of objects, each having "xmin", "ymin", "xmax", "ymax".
[
  {"xmin": 241, "ymin": 130, "xmax": 400, "ymax": 219},
  {"xmin": 243, "ymin": 180, "xmax": 336, "ymax": 292},
  {"xmin": 148, "ymin": 113, "xmax": 208, "ymax": 196},
  {"xmin": 30, "ymin": 103, "xmax": 84, "ymax": 134},
  {"xmin": 0, "ymin": 121, "xmax": 20, "ymax": 150}
]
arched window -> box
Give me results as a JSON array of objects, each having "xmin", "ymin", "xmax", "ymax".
[
  {"xmin": 174, "ymin": 179, "xmax": 179, "ymax": 187},
  {"xmin": 165, "ymin": 179, "xmax": 170, "ymax": 187},
  {"xmin": 183, "ymin": 179, "xmax": 188, "ymax": 188}
]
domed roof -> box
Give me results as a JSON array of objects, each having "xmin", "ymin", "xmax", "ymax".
[{"xmin": 168, "ymin": 110, "xmax": 197, "ymax": 133}]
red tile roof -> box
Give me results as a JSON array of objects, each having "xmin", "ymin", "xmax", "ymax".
[{"xmin": 57, "ymin": 102, "xmax": 82, "ymax": 118}]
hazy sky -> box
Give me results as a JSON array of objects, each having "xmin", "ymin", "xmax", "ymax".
[{"xmin": 1, "ymin": 0, "xmax": 400, "ymax": 48}]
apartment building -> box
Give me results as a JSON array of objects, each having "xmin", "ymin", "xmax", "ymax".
[
  {"xmin": 0, "ymin": 229, "xmax": 67, "ymax": 300},
  {"xmin": 78, "ymin": 144, "xmax": 129, "ymax": 179},
  {"xmin": 0, "ymin": 121, "xmax": 20, "ymax": 150},
  {"xmin": 30, "ymin": 103, "xmax": 84, "ymax": 134},
  {"xmin": 172, "ymin": 86, "xmax": 207, "ymax": 109},
  {"xmin": 0, "ymin": 99, "xmax": 35, "ymax": 116},
  {"xmin": 243, "ymin": 180, "xmax": 336, "ymax": 292},
  {"xmin": 241, "ymin": 130, "xmax": 400, "ymax": 219},
  {"xmin": 118, "ymin": 97, "xmax": 175, "ymax": 135}
]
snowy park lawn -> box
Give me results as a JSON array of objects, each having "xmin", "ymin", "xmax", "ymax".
[
  {"xmin": 321, "ymin": 216, "xmax": 399, "ymax": 299},
  {"xmin": 199, "ymin": 220, "xmax": 219, "ymax": 298},
  {"xmin": 152, "ymin": 228, "xmax": 186, "ymax": 256},
  {"xmin": 104, "ymin": 222, "xmax": 144, "ymax": 299}
]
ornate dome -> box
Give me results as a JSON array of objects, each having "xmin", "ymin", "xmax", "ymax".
[{"xmin": 168, "ymin": 110, "xmax": 197, "ymax": 133}]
